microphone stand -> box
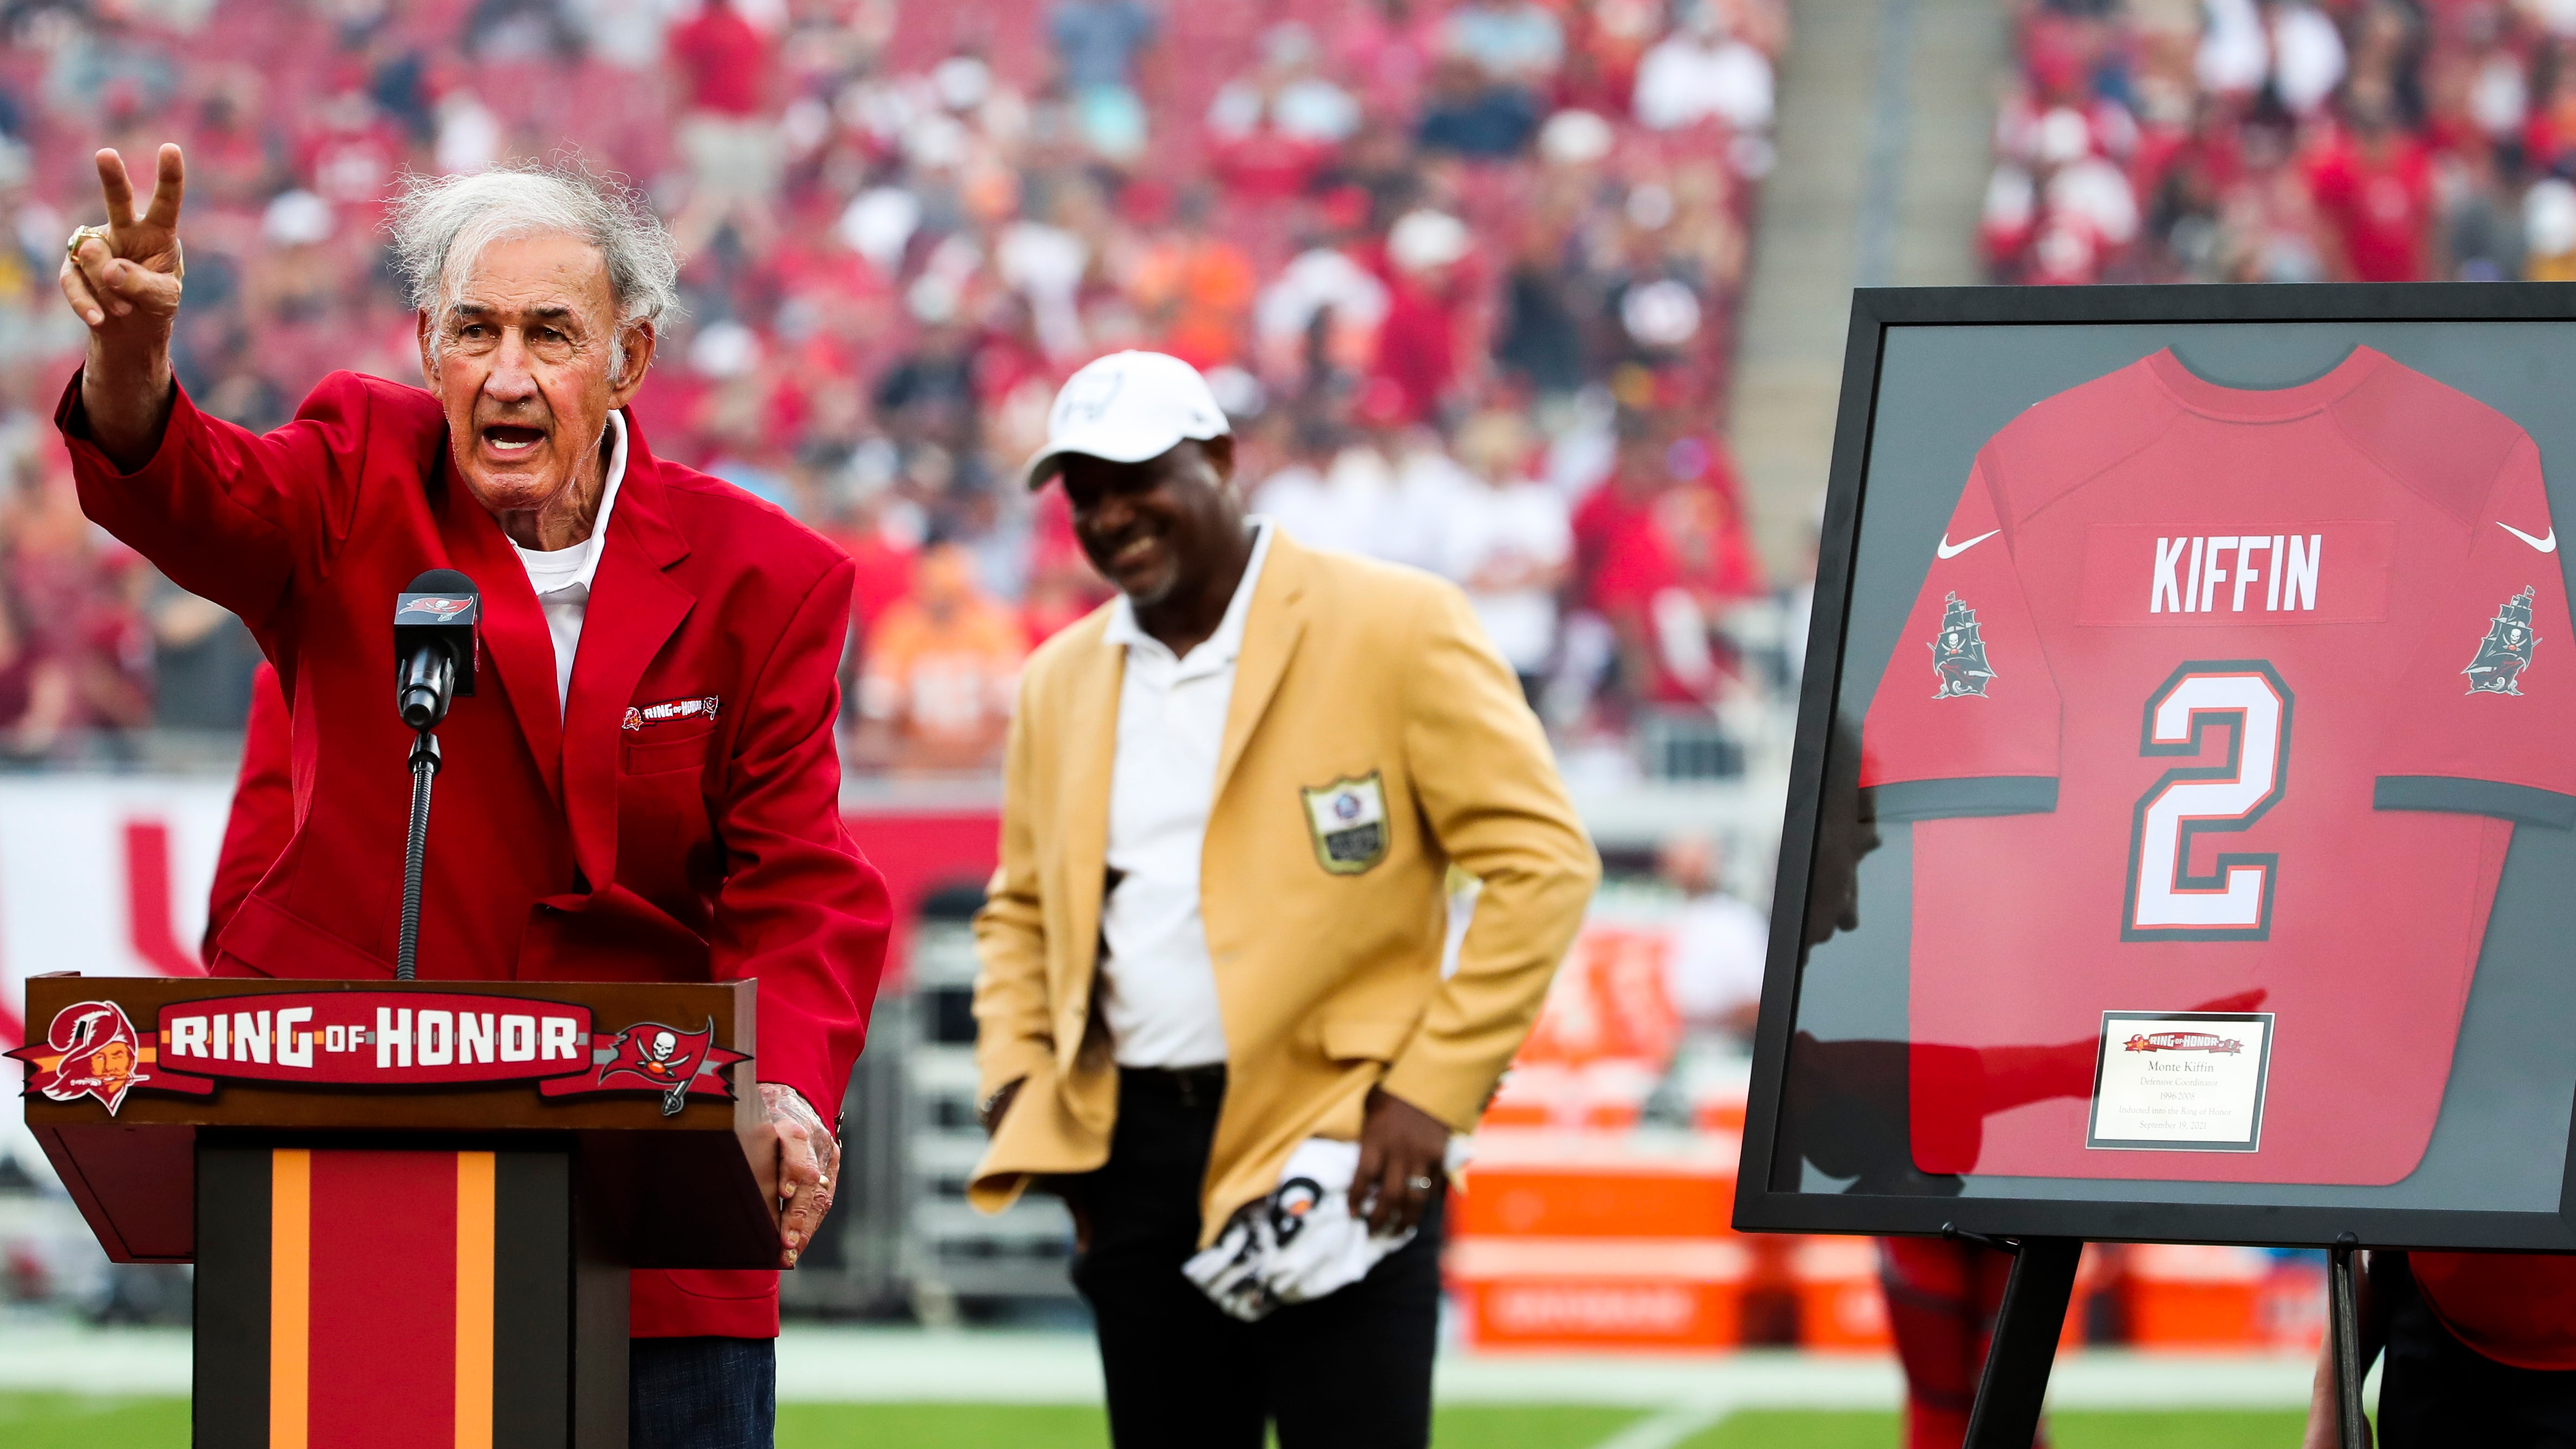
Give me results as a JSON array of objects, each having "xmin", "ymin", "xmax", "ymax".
[
  {"xmin": 396, "ymin": 730, "xmax": 440, "ymax": 981},
  {"xmin": 392, "ymin": 571, "xmax": 475, "ymax": 982}
]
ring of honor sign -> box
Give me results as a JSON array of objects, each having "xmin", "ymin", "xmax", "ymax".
[
  {"xmin": 1739, "ymin": 288, "xmax": 2576, "ymax": 1251},
  {"xmin": 10, "ymin": 993, "xmax": 748, "ymax": 1117}
]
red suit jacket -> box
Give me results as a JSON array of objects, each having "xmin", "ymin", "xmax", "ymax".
[
  {"xmin": 62, "ymin": 371, "xmax": 893, "ymax": 1338},
  {"xmin": 205, "ymin": 660, "xmax": 289, "ymax": 964}
]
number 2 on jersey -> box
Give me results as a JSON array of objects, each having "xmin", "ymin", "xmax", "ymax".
[{"xmin": 2123, "ymin": 661, "xmax": 2295, "ymax": 941}]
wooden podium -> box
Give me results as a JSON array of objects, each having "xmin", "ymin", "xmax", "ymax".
[{"xmin": 14, "ymin": 975, "xmax": 780, "ymax": 1449}]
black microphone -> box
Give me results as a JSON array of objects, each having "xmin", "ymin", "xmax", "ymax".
[{"xmin": 394, "ymin": 568, "xmax": 479, "ymax": 731}]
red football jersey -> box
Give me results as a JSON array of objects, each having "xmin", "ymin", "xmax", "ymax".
[{"xmin": 1860, "ymin": 347, "xmax": 2576, "ymax": 1185}]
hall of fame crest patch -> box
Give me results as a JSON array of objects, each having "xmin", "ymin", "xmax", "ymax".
[{"xmin": 1300, "ymin": 772, "xmax": 1389, "ymax": 875}]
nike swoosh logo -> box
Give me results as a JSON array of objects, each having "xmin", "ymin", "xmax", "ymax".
[
  {"xmin": 1936, "ymin": 529, "xmax": 2001, "ymax": 560},
  {"xmin": 2499, "ymin": 521, "xmax": 2559, "ymax": 553}
]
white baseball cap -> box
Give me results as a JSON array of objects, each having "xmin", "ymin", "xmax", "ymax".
[{"xmin": 1023, "ymin": 350, "xmax": 1233, "ymax": 489}]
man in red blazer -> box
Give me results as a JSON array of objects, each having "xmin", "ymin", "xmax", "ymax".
[
  {"xmin": 203, "ymin": 661, "xmax": 288, "ymax": 963},
  {"xmin": 60, "ymin": 145, "xmax": 890, "ymax": 1446}
]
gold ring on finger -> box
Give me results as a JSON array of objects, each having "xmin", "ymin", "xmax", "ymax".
[{"xmin": 64, "ymin": 224, "xmax": 108, "ymax": 260}]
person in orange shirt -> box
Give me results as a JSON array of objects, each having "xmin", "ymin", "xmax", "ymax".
[
  {"xmin": 854, "ymin": 543, "xmax": 1027, "ymax": 771},
  {"xmin": 1126, "ymin": 191, "xmax": 1259, "ymax": 371}
]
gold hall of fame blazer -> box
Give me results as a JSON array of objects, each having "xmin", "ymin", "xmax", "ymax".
[{"xmin": 968, "ymin": 529, "xmax": 1601, "ymax": 1243}]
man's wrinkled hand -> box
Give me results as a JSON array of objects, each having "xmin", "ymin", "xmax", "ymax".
[
  {"xmin": 61, "ymin": 145, "xmax": 185, "ymax": 336},
  {"xmin": 756, "ymin": 1083, "xmax": 838, "ymax": 1269},
  {"xmin": 1348, "ymin": 1087, "xmax": 1450, "ymax": 1236}
]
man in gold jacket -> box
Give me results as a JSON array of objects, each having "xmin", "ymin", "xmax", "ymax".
[{"xmin": 970, "ymin": 352, "xmax": 1598, "ymax": 1447}]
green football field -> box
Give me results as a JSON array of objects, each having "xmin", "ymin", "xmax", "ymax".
[{"xmin": 0, "ymin": 1392, "xmax": 2315, "ymax": 1446}]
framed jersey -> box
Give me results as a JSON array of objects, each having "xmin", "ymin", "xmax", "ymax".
[{"xmin": 1735, "ymin": 285, "xmax": 2576, "ymax": 1252}]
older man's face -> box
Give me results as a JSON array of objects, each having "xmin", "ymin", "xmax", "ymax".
[{"xmin": 420, "ymin": 231, "xmax": 653, "ymax": 543}]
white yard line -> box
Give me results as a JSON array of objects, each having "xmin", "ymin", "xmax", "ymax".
[
  {"xmin": 1587, "ymin": 1405, "xmax": 1732, "ymax": 1449},
  {"xmin": 1433, "ymin": 1349, "xmax": 1903, "ymax": 1411}
]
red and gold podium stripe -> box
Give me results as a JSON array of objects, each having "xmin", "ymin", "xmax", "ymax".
[
  {"xmin": 255, "ymin": 1150, "xmax": 499, "ymax": 1449},
  {"xmin": 195, "ymin": 1144, "xmax": 597, "ymax": 1449},
  {"xmin": 455, "ymin": 1150, "xmax": 496, "ymax": 1446},
  {"xmin": 268, "ymin": 1148, "xmax": 308, "ymax": 1446}
]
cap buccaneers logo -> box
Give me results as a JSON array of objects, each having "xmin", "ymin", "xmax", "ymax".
[
  {"xmin": 2463, "ymin": 586, "xmax": 2540, "ymax": 695},
  {"xmin": 1055, "ymin": 364, "xmax": 1125, "ymax": 425},
  {"xmin": 582, "ymin": 1018, "xmax": 747, "ymax": 1116},
  {"xmin": 1928, "ymin": 592, "xmax": 1997, "ymax": 699},
  {"xmin": 8, "ymin": 1000, "xmax": 153, "ymax": 1113}
]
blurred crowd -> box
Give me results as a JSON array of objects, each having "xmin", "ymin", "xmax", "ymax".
[
  {"xmin": 0, "ymin": 0, "xmax": 1800, "ymax": 774},
  {"xmin": 1987, "ymin": 0, "xmax": 2576, "ymax": 284}
]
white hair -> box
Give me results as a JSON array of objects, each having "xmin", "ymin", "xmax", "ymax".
[{"xmin": 387, "ymin": 162, "xmax": 681, "ymax": 384}]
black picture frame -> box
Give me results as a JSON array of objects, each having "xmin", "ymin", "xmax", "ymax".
[{"xmin": 1733, "ymin": 283, "xmax": 2576, "ymax": 1252}]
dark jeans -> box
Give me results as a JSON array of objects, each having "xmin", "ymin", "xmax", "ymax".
[
  {"xmin": 1066, "ymin": 1067, "xmax": 1445, "ymax": 1449},
  {"xmin": 630, "ymin": 1335, "xmax": 775, "ymax": 1449},
  {"xmin": 2379, "ymin": 1252, "xmax": 2576, "ymax": 1448}
]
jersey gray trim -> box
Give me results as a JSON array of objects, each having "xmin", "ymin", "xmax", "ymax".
[
  {"xmin": 2373, "ymin": 775, "xmax": 2576, "ymax": 829},
  {"xmin": 1870, "ymin": 776, "xmax": 2060, "ymax": 822}
]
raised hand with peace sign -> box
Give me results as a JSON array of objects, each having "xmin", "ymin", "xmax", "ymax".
[{"xmin": 59, "ymin": 144, "xmax": 187, "ymax": 472}]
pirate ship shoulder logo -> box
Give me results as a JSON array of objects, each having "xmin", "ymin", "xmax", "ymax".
[
  {"xmin": 1928, "ymin": 591, "xmax": 1997, "ymax": 699},
  {"xmin": 8, "ymin": 1000, "xmax": 152, "ymax": 1114},
  {"xmin": 1300, "ymin": 772, "xmax": 1389, "ymax": 875},
  {"xmin": 2463, "ymin": 585, "xmax": 2541, "ymax": 695},
  {"xmin": 582, "ymin": 1018, "xmax": 749, "ymax": 1116}
]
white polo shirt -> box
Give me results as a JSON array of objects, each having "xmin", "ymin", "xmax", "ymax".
[
  {"xmin": 509, "ymin": 412, "xmax": 630, "ymax": 711},
  {"xmin": 1096, "ymin": 519, "xmax": 1275, "ymax": 1069}
]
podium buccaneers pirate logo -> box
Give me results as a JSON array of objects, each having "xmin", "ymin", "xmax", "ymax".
[
  {"xmin": 8, "ymin": 1000, "xmax": 152, "ymax": 1113},
  {"xmin": 1928, "ymin": 592, "xmax": 1997, "ymax": 699},
  {"xmin": 2463, "ymin": 586, "xmax": 2540, "ymax": 696},
  {"xmin": 586, "ymin": 1018, "xmax": 748, "ymax": 1116}
]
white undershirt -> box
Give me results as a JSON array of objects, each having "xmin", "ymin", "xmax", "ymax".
[
  {"xmin": 510, "ymin": 412, "xmax": 629, "ymax": 712},
  {"xmin": 1096, "ymin": 519, "xmax": 1274, "ymax": 1069}
]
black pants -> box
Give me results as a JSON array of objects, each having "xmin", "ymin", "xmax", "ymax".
[
  {"xmin": 1066, "ymin": 1068, "xmax": 1445, "ymax": 1449},
  {"xmin": 2379, "ymin": 1252, "xmax": 2576, "ymax": 1448},
  {"xmin": 630, "ymin": 1336, "xmax": 774, "ymax": 1449}
]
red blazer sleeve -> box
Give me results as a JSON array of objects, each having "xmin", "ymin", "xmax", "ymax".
[
  {"xmin": 712, "ymin": 554, "xmax": 888, "ymax": 1128},
  {"xmin": 204, "ymin": 661, "xmax": 294, "ymax": 965},
  {"xmin": 56, "ymin": 372, "xmax": 373, "ymax": 630}
]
